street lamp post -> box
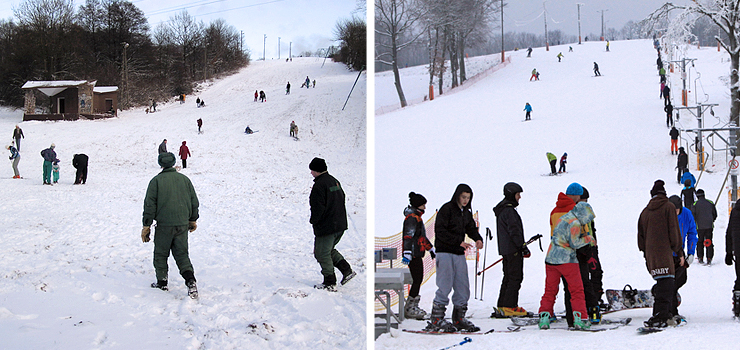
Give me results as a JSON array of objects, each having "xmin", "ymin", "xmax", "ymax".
[
  {"xmin": 122, "ymin": 42, "xmax": 129, "ymax": 109},
  {"xmin": 263, "ymin": 34, "xmax": 266, "ymax": 60},
  {"xmin": 278, "ymin": 37, "xmax": 281, "ymax": 59}
]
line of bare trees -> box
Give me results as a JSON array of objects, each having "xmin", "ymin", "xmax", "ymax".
[{"xmin": 0, "ymin": 0, "xmax": 248, "ymax": 109}]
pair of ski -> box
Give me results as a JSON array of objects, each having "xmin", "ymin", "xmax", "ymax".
[{"xmin": 402, "ymin": 326, "xmax": 522, "ymax": 335}]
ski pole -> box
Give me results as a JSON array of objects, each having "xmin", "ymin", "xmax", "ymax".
[
  {"xmin": 438, "ymin": 337, "xmax": 472, "ymax": 350},
  {"xmin": 474, "ymin": 244, "xmax": 479, "ymax": 300},
  {"xmin": 480, "ymin": 227, "xmax": 492, "ymax": 300},
  {"xmin": 477, "ymin": 234, "xmax": 543, "ymax": 276}
]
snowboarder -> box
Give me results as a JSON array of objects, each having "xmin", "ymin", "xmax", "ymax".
[
  {"xmin": 197, "ymin": 118, "xmax": 203, "ymax": 134},
  {"xmin": 290, "ymin": 121, "xmax": 298, "ymax": 138},
  {"xmin": 158, "ymin": 139, "xmax": 167, "ymax": 154},
  {"xmin": 12, "ymin": 125, "xmax": 24, "ymax": 151},
  {"xmin": 493, "ymin": 182, "xmax": 530, "ymax": 317},
  {"xmin": 427, "ymin": 184, "xmax": 483, "ymax": 332},
  {"xmin": 305, "ymin": 76, "xmax": 310, "ymax": 89},
  {"xmin": 530, "ymin": 68, "xmax": 539, "ymax": 81},
  {"xmin": 538, "ymin": 200, "xmax": 595, "ymax": 330},
  {"xmin": 637, "ymin": 180, "xmax": 683, "ymax": 329},
  {"xmin": 6, "ymin": 144, "xmax": 20, "ymax": 178},
  {"xmin": 725, "ymin": 199, "xmax": 740, "ymax": 317},
  {"xmin": 286, "ymin": 82, "xmax": 291, "ymax": 95},
  {"xmin": 665, "ymin": 103, "xmax": 674, "ymax": 127},
  {"xmin": 663, "ymin": 84, "xmax": 671, "ymax": 106},
  {"xmin": 676, "ymin": 147, "xmax": 688, "ymax": 184},
  {"xmin": 546, "ymin": 152, "xmax": 557, "ymax": 175},
  {"xmin": 523, "ymin": 103, "xmax": 532, "ymax": 121},
  {"xmin": 309, "ymin": 157, "xmax": 355, "ymax": 291},
  {"xmin": 52, "ymin": 160, "xmax": 59, "ymax": 184},
  {"xmin": 569, "ymin": 46, "xmax": 573, "ymax": 52},
  {"xmin": 259, "ymin": 90, "xmax": 266, "ymax": 102},
  {"xmin": 668, "ymin": 195, "xmax": 697, "ymax": 320},
  {"xmin": 692, "ymin": 189, "xmax": 717, "ymax": 265},
  {"xmin": 606, "ymin": 40, "xmax": 610, "ymax": 52},
  {"xmin": 669, "ymin": 126, "xmax": 679, "ymax": 155},
  {"xmin": 559, "ymin": 153, "xmax": 567, "ymax": 173},
  {"xmin": 579, "ymin": 188, "xmax": 605, "ymax": 322},
  {"xmin": 40, "ymin": 143, "xmax": 59, "ymax": 185},
  {"xmin": 527, "ymin": 47, "xmax": 532, "ymax": 57},
  {"xmin": 402, "ymin": 192, "xmax": 435, "ymax": 320},
  {"xmin": 245, "ymin": 126, "xmax": 254, "ymax": 134},
  {"xmin": 680, "ymin": 179, "xmax": 696, "ymax": 212},
  {"xmin": 142, "ymin": 152, "xmax": 200, "ymax": 298},
  {"xmin": 557, "ymin": 52, "xmax": 563, "ymax": 62},
  {"xmin": 593, "ymin": 62, "xmax": 601, "ymax": 76},
  {"xmin": 179, "ymin": 141, "xmax": 191, "ymax": 169},
  {"xmin": 72, "ymin": 153, "xmax": 88, "ymax": 184},
  {"xmin": 254, "ymin": 90, "xmax": 258, "ymax": 102}
]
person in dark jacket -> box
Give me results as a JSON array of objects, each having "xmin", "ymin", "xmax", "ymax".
[
  {"xmin": 309, "ymin": 157, "xmax": 355, "ymax": 291},
  {"xmin": 665, "ymin": 103, "xmax": 674, "ymax": 128},
  {"xmin": 40, "ymin": 143, "xmax": 59, "ymax": 185},
  {"xmin": 72, "ymin": 153, "xmax": 88, "ymax": 184},
  {"xmin": 12, "ymin": 125, "xmax": 24, "ymax": 151},
  {"xmin": 197, "ymin": 118, "xmax": 203, "ymax": 134},
  {"xmin": 286, "ymin": 82, "xmax": 291, "ymax": 95},
  {"xmin": 142, "ymin": 152, "xmax": 200, "ymax": 298},
  {"xmin": 663, "ymin": 84, "xmax": 671, "ymax": 106},
  {"xmin": 593, "ymin": 62, "xmax": 601, "ymax": 76},
  {"xmin": 158, "ymin": 139, "xmax": 167, "ymax": 154},
  {"xmin": 676, "ymin": 147, "xmax": 688, "ymax": 184},
  {"xmin": 638, "ymin": 180, "xmax": 683, "ymax": 328},
  {"xmin": 669, "ymin": 127, "xmax": 679, "ymax": 155},
  {"xmin": 725, "ymin": 199, "xmax": 740, "ymax": 316},
  {"xmin": 693, "ymin": 189, "xmax": 717, "ymax": 264},
  {"xmin": 427, "ymin": 184, "xmax": 483, "ymax": 333},
  {"xmin": 680, "ymin": 179, "xmax": 696, "ymax": 212},
  {"xmin": 402, "ymin": 192, "xmax": 435, "ymax": 319},
  {"xmin": 493, "ymin": 182, "xmax": 529, "ymax": 317},
  {"xmin": 179, "ymin": 141, "xmax": 191, "ymax": 168},
  {"xmin": 579, "ymin": 188, "xmax": 605, "ymax": 322}
]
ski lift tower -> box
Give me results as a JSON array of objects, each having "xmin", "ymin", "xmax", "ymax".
[
  {"xmin": 675, "ymin": 102, "xmax": 719, "ymax": 172},
  {"xmin": 668, "ymin": 57, "xmax": 697, "ymax": 106}
]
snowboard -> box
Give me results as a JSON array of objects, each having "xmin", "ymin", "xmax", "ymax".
[
  {"xmin": 402, "ymin": 326, "xmax": 521, "ymax": 335},
  {"xmin": 605, "ymin": 285, "xmax": 681, "ymax": 312},
  {"xmin": 490, "ymin": 307, "xmax": 536, "ymax": 319},
  {"xmin": 542, "ymin": 173, "xmax": 561, "ymax": 177},
  {"xmin": 636, "ymin": 317, "xmax": 686, "ymax": 334}
]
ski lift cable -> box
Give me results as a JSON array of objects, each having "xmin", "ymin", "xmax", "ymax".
[
  {"xmin": 146, "ymin": 0, "xmax": 285, "ymax": 25},
  {"xmin": 504, "ymin": 10, "xmax": 545, "ymax": 27}
]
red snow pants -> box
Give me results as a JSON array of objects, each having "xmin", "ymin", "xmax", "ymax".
[
  {"xmin": 539, "ymin": 263, "xmax": 587, "ymax": 317},
  {"xmin": 671, "ymin": 139, "xmax": 678, "ymax": 153}
]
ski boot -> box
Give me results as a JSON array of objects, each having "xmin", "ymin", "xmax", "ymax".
[
  {"xmin": 538, "ymin": 311, "xmax": 551, "ymax": 330},
  {"xmin": 733, "ymin": 291, "xmax": 740, "ymax": 318},
  {"xmin": 643, "ymin": 315, "xmax": 668, "ymax": 328},
  {"xmin": 588, "ymin": 306, "xmax": 601, "ymax": 325},
  {"xmin": 404, "ymin": 295, "xmax": 428, "ymax": 320},
  {"xmin": 452, "ymin": 305, "xmax": 480, "ymax": 332},
  {"xmin": 572, "ymin": 311, "xmax": 591, "ymax": 330},
  {"xmin": 151, "ymin": 280, "xmax": 168, "ymax": 291},
  {"xmin": 424, "ymin": 303, "xmax": 456, "ymax": 333}
]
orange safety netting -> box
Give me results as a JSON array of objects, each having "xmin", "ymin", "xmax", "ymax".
[{"xmin": 374, "ymin": 211, "xmax": 479, "ymax": 313}]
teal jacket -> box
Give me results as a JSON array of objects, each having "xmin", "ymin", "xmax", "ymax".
[
  {"xmin": 545, "ymin": 202, "xmax": 595, "ymax": 265},
  {"xmin": 143, "ymin": 167, "xmax": 199, "ymax": 227}
]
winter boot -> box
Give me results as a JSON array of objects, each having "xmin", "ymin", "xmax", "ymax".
[
  {"xmin": 538, "ymin": 311, "xmax": 551, "ymax": 330},
  {"xmin": 733, "ymin": 291, "xmax": 740, "ymax": 317},
  {"xmin": 335, "ymin": 259, "xmax": 356, "ymax": 285},
  {"xmin": 186, "ymin": 279, "xmax": 198, "ymax": 299},
  {"xmin": 572, "ymin": 311, "xmax": 591, "ymax": 330},
  {"xmin": 404, "ymin": 295, "xmax": 427, "ymax": 320},
  {"xmin": 643, "ymin": 315, "xmax": 668, "ymax": 328},
  {"xmin": 314, "ymin": 274, "xmax": 337, "ymax": 292},
  {"xmin": 424, "ymin": 303, "xmax": 456, "ymax": 332},
  {"xmin": 588, "ymin": 306, "xmax": 601, "ymax": 325},
  {"xmin": 452, "ymin": 305, "xmax": 480, "ymax": 332},
  {"xmin": 151, "ymin": 279, "xmax": 168, "ymax": 291}
]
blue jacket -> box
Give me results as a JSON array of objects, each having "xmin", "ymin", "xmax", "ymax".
[
  {"xmin": 524, "ymin": 104, "xmax": 532, "ymax": 112},
  {"xmin": 675, "ymin": 206, "xmax": 698, "ymax": 257},
  {"xmin": 680, "ymin": 171, "xmax": 696, "ymax": 188},
  {"xmin": 8, "ymin": 145, "xmax": 19, "ymax": 159}
]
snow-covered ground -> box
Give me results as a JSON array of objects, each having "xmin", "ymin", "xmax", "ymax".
[
  {"xmin": 0, "ymin": 57, "xmax": 366, "ymax": 349},
  {"xmin": 375, "ymin": 40, "xmax": 739, "ymax": 348}
]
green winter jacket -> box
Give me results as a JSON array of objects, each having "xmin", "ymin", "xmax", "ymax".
[
  {"xmin": 546, "ymin": 152, "xmax": 557, "ymax": 162},
  {"xmin": 143, "ymin": 167, "xmax": 199, "ymax": 227}
]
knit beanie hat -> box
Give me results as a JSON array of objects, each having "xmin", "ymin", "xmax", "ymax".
[
  {"xmin": 409, "ymin": 192, "xmax": 427, "ymax": 208},
  {"xmin": 309, "ymin": 157, "xmax": 327, "ymax": 172},
  {"xmin": 669, "ymin": 195, "xmax": 682, "ymax": 210},
  {"xmin": 650, "ymin": 180, "xmax": 666, "ymax": 196},
  {"xmin": 696, "ymin": 189, "xmax": 705, "ymax": 197},
  {"xmin": 566, "ymin": 183, "xmax": 583, "ymax": 196},
  {"xmin": 158, "ymin": 152, "xmax": 176, "ymax": 168}
]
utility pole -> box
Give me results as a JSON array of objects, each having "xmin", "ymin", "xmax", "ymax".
[
  {"xmin": 289, "ymin": 42, "xmax": 292, "ymax": 61},
  {"xmin": 122, "ymin": 42, "xmax": 128, "ymax": 109},
  {"xmin": 500, "ymin": 0, "xmax": 505, "ymax": 62},
  {"xmin": 668, "ymin": 57, "xmax": 697, "ymax": 106},
  {"xmin": 598, "ymin": 9, "xmax": 608, "ymax": 40},
  {"xmin": 263, "ymin": 34, "xmax": 266, "ymax": 61},
  {"xmin": 577, "ymin": 3, "xmax": 583, "ymax": 44},
  {"xmin": 544, "ymin": 2, "xmax": 549, "ymax": 51},
  {"xmin": 278, "ymin": 37, "xmax": 281, "ymax": 59}
]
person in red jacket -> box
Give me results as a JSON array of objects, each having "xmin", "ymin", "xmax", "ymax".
[{"xmin": 179, "ymin": 141, "xmax": 191, "ymax": 168}]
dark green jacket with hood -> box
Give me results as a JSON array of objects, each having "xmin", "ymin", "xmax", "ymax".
[{"xmin": 143, "ymin": 152, "xmax": 199, "ymax": 227}]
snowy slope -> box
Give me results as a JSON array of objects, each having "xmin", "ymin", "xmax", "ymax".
[
  {"xmin": 0, "ymin": 58, "xmax": 366, "ymax": 349},
  {"xmin": 375, "ymin": 40, "xmax": 739, "ymax": 348}
]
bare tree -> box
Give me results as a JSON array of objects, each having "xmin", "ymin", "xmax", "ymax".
[{"xmin": 14, "ymin": 0, "xmax": 76, "ymax": 79}]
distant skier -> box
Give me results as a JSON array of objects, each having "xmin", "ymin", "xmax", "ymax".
[
  {"xmin": 198, "ymin": 99, "xmax": 205, "ymax": 108},
  {"xmin": 530, "ymin": 68, "xmax": 539, "ymax": 81},
  {"xmin": 559, "ymin": 153, "xmax": 567, "ymax": 173},
  {"xmin": 693, "ymin": 189, "xmax": 717, "ymax": 265},
  {"xmin": 290, "ymin": 121, "xmax": 298, "ymax": 138},
  {"xmin": 12, "ymin": 125, "xmax": 24, "ymax": 151},
  {"xmin": 663, "ymin": 84, "xmax": 671, "ymax": 106},
  {"xmin": 196, "ymin": 97, "xmax": 201, "ymax": 107},
  {"xmin": 527, "ymin": 47, "xmax": 532, "ymax": 57},
  {"xmin": 660, "ymin": 82, "xmax": 666, "ymax": 99},
  {"xmin": 259, "ymin": 90, "xmax": 266, "ymax": 102},
  {"xmin": 151, "ymin": 99, "xmax": 157, "ymax": 112},
  {"xmin": 606, "ymin": 40, "xmax": 610, "ymax": 52},
  {"xmin": 197, "ymin": 118, "xmax": 203, "ymax": 134},
  {"xmin": 669, "ymin": 126, "xmax": 679, "ymax": 155},
  {"xmin": 401, "ymin": 192, "xmax": 435, "ymax": 320},
  {"xmin": 523, "ymin": 103, "xmax": 532, "ymax": 121},
  {"xmin": 557, "ymin": 52, "xmax": 564, "ymax": 62},
  {"xmin": 158, "ymin": 139, "xmax": 167, "ymax": 154},
  {"xmin": 305, "ymin": 76, "xmax": 310, "ymax": 89},
  {"xmin": 665, "ymin": 103, "xmax": 674, "ymax": 127},
  {"xmin": 6, "ymin": 144, "xmax": 20, "ymax": 178},
  {"xmin": 676, "ymin": 147, "xmax": 688, "ymax": 184},
  {"xmin": 546, "ymin": 152, "xmax": 557, "ymax": 175},
  {"xmin": 593, "ymin": 62, "xmax": 601, "ymax": 76},
  {"xmin": 245, "ymin": 126, "xmax": 254, "ymax": 134},
  {"xmin": 72, "ymin": 153, "xmax": 88, "ymax": 184},
  {"xmin": 659, "ymin": 67, "xmax": 667, "ymax": 83},
  {"xmin": 312, "ymin": 80, "xmax": 316, "ymax": 88},
  {"xmin": 286, "ymin": 82, "xmax": 291, "ymax": 95},
  {"xmin": 569, "ymin": 46, "xmax": 573, "ymax": 52},
  {"xmin": 657, "ymin": 57, "xmax": 663, "ymax": 70},
  {"xmin": 254, "ymin": 90, "xmax": 258, "ymax": 102},
  {"xmin": 179, "ymin": 141, "xmax": 191, "ymax": 169}
]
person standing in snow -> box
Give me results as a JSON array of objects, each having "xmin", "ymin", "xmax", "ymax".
[
  {"xmin": 40, "ymin": 143, "xmax": 59, "ymax": 185},
  {"xmin": 290, "ymin": 121, "xmax": 298, "ymax": 138},
  {"xmin": 6, "ymin": 144, "xmax": 20, "ymax": 178},
  {"xmin": 559, "ymin": 153, "xmax": 568, "ymax": 173},
  {"xmin": 197, "ymin": 118, "xmax": 203, "ymax": 134},
  {"xmin": 725, "ymin": 199, "xmax": 740, "ymax": 316},
  {"xmin": 312, "ymin": 80, "xmax": 316, "ymax": 88},
  {"xmin": 52, "ymin": 160, "xmax": 60, "ymax": 184},
  {"xmin": 527, "ymin": 47, "xmax": 532, "ymax": 57},
  {"xmin": 493, "ymin": 182, "xmax": 530, "ymax": 317},
  {"xmin": 530, "ymin": 68, "xmax": 539, "ymax": 81},
  {"xmin": 151, "ymin": 99, "xmax": 157, "ymax": 112},
  {"xmin": 523, "ymin": 103, "xmax": 532, "ymax": 121},
  {"xmin": 579, "ymin": 188, "xmax": 605, "ymax": 321},
  {"xmin": 638, "ymin": 180, "xmax": 683, "ymax": 328},
  {"xmin": 680, "ymin": 179, "xmax": 696, "ymax": 212},
  {"xmin": 676, "ymin": 147, "xmax": 688, "ymax": 184},
  {"xmin": 72, "ymin": 153, "xmax": 88, "ymax": 184},
  {"xmin": 593, "ymin": 62, "xmax": 601, "ymax": 76},
  {"xmin": 557, "ymin": 52, "xmax": 564, "ymax": 62},
  {"xmin": 546, "ymin": 152, "xmax": 557, "ymax": 175},
  {"xmin": 680, "ymin": 170, "xmax": 696, "ymax": 190},
  {"xmin": 401, "ymin": 192, "xmax": 435, "ymax": 320},
  {"xmin": 663, "ymin": 84, "xmax": 671, "ymax": 106},
  {"xmin": 660, "ymin": 82, "xmax": 666, "ymax": 99},
  {"xmin": 427, "ymin": 183, "xmax": 483, "ymax": 333},
  {"xmin": 179, "ymin": 141, "xmax": 191, "ymax": 169},
  {"xmin": 254, "ymin": 90, "xmax": 258, "ymax": 102},
  {"xmin": 692, "ymin": 189, "xmax": 717, "ymax": 265},
  {"xmin": 259, "ymin": 90, "xmax": 266, "ymax": 102},
  {"xmin": 667, "ymin": 195, "xmax": 697, "ymax": 320},
  {"xmin": 305, "ymin": 76, "xmax": 311, "ymax": 89},
  {"xmin": 12, "ymin": 125, "xmax": 24, "ymax": 151},
  {"xmin": 665, "ymin": 103, "xmax": 674, "ymax": 128},
  {"xmin": 158, "ymin": 139, "xmax": 167, "ymax": 154},
  {"xmin": 196, "ymin": 97, "xmax": 201, "ymax": 107},
  {"xmin": 142, "ymin": 152, "xmax": 200, "ymax": 298},
  {"xmin": 309, "ymin": 157, "xmax": 355, "ymax": 292},
  {"xmin": 670, "ymin": 126, "xmax": 680, "ymax": 155},
  {"xmin": 606, "ymin": 40, "xmax": 610, "ymax": 52},
  {"xmin": 286, "ymin": 82, "xmax": 291, "ymax": 95}
]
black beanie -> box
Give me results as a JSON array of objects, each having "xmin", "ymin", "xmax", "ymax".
[
  {"xmin": 650, "ymin": 180, "xmax": 666, "ymax": 196},
  {"xmin": 669, "ymin": 195, "xmax": 682, "ymax": 210},
  {"xmin": 309, "ymin": 157, "xmax": 327, "ymax": 172},
  {"xmin": 581, "ymin": 187, "xmax": 590, "ymax": 200},
  {"xmin": 409, "ymin": 192, "xmax": 427, "ymax": 208},
  {"xmin": 697, "ymin": 189, "xmax": 705, "ymax": 197}
]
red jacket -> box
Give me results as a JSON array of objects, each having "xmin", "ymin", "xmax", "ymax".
[
  {"xmin": 179, "ymin": 142, "xmax": 191, "ymax": 159},
  {"xmin": 550, "ymin": 192, "xmax": 576, "ymax": 236}
]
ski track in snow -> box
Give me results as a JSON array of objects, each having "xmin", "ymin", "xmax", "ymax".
[
  {"xmin": 376, "ymin": 40, "xmax": 740, "ymax": 348},
  {"xmin": 0, "ymin": 58, "xmax": 366, "ymax": 349}
]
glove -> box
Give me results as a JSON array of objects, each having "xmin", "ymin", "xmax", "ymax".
[
  {"xmin": 188, "ymin": 221, "xmax": 197, "ymax": 232},
  {"xmin": 141, "ymin": 226, "xmax": 151, "ymax": 243},
  {"xmin": 727, "ymin": 253, "xmax": 734, "ymax": 266},
  {"xmin": 686, "ymin": 254, "xmax": 694, "ymax": 266},
  {"xmin": 429, "ymin": 247, "xmax": 436, "ymax": 259},
  {"xmin": 522, "ymin": 246, "xmax": 531, "ymax": 258},
  {"xmin": 402, "ymin": 251, "xmax": 412, "ymax": 265}
]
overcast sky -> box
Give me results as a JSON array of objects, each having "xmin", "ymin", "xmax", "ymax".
[
  {"xmin": 502, "ymin": 0, "xmax": 693, "ymax": 39},
  {"xmin": 0, "ymin": 0, "xmax": 363, "ymax": 60}
]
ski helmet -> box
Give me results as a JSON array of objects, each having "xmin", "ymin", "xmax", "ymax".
[{"xmin": 503, "ymin": 182, "xmax": 523, "ymax": 197}]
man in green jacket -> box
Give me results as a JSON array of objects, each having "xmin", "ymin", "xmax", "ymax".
[
  {"xmin": 546, "ymin": 152, "xmax": 557, "ymax": 175},
  {"xmin": 309, "ymin": 157, "xmax": 355, "ymax": 291},
  {"xmin": 142, "ymin": 152, "xmax": 200, "ymax": 298}
]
